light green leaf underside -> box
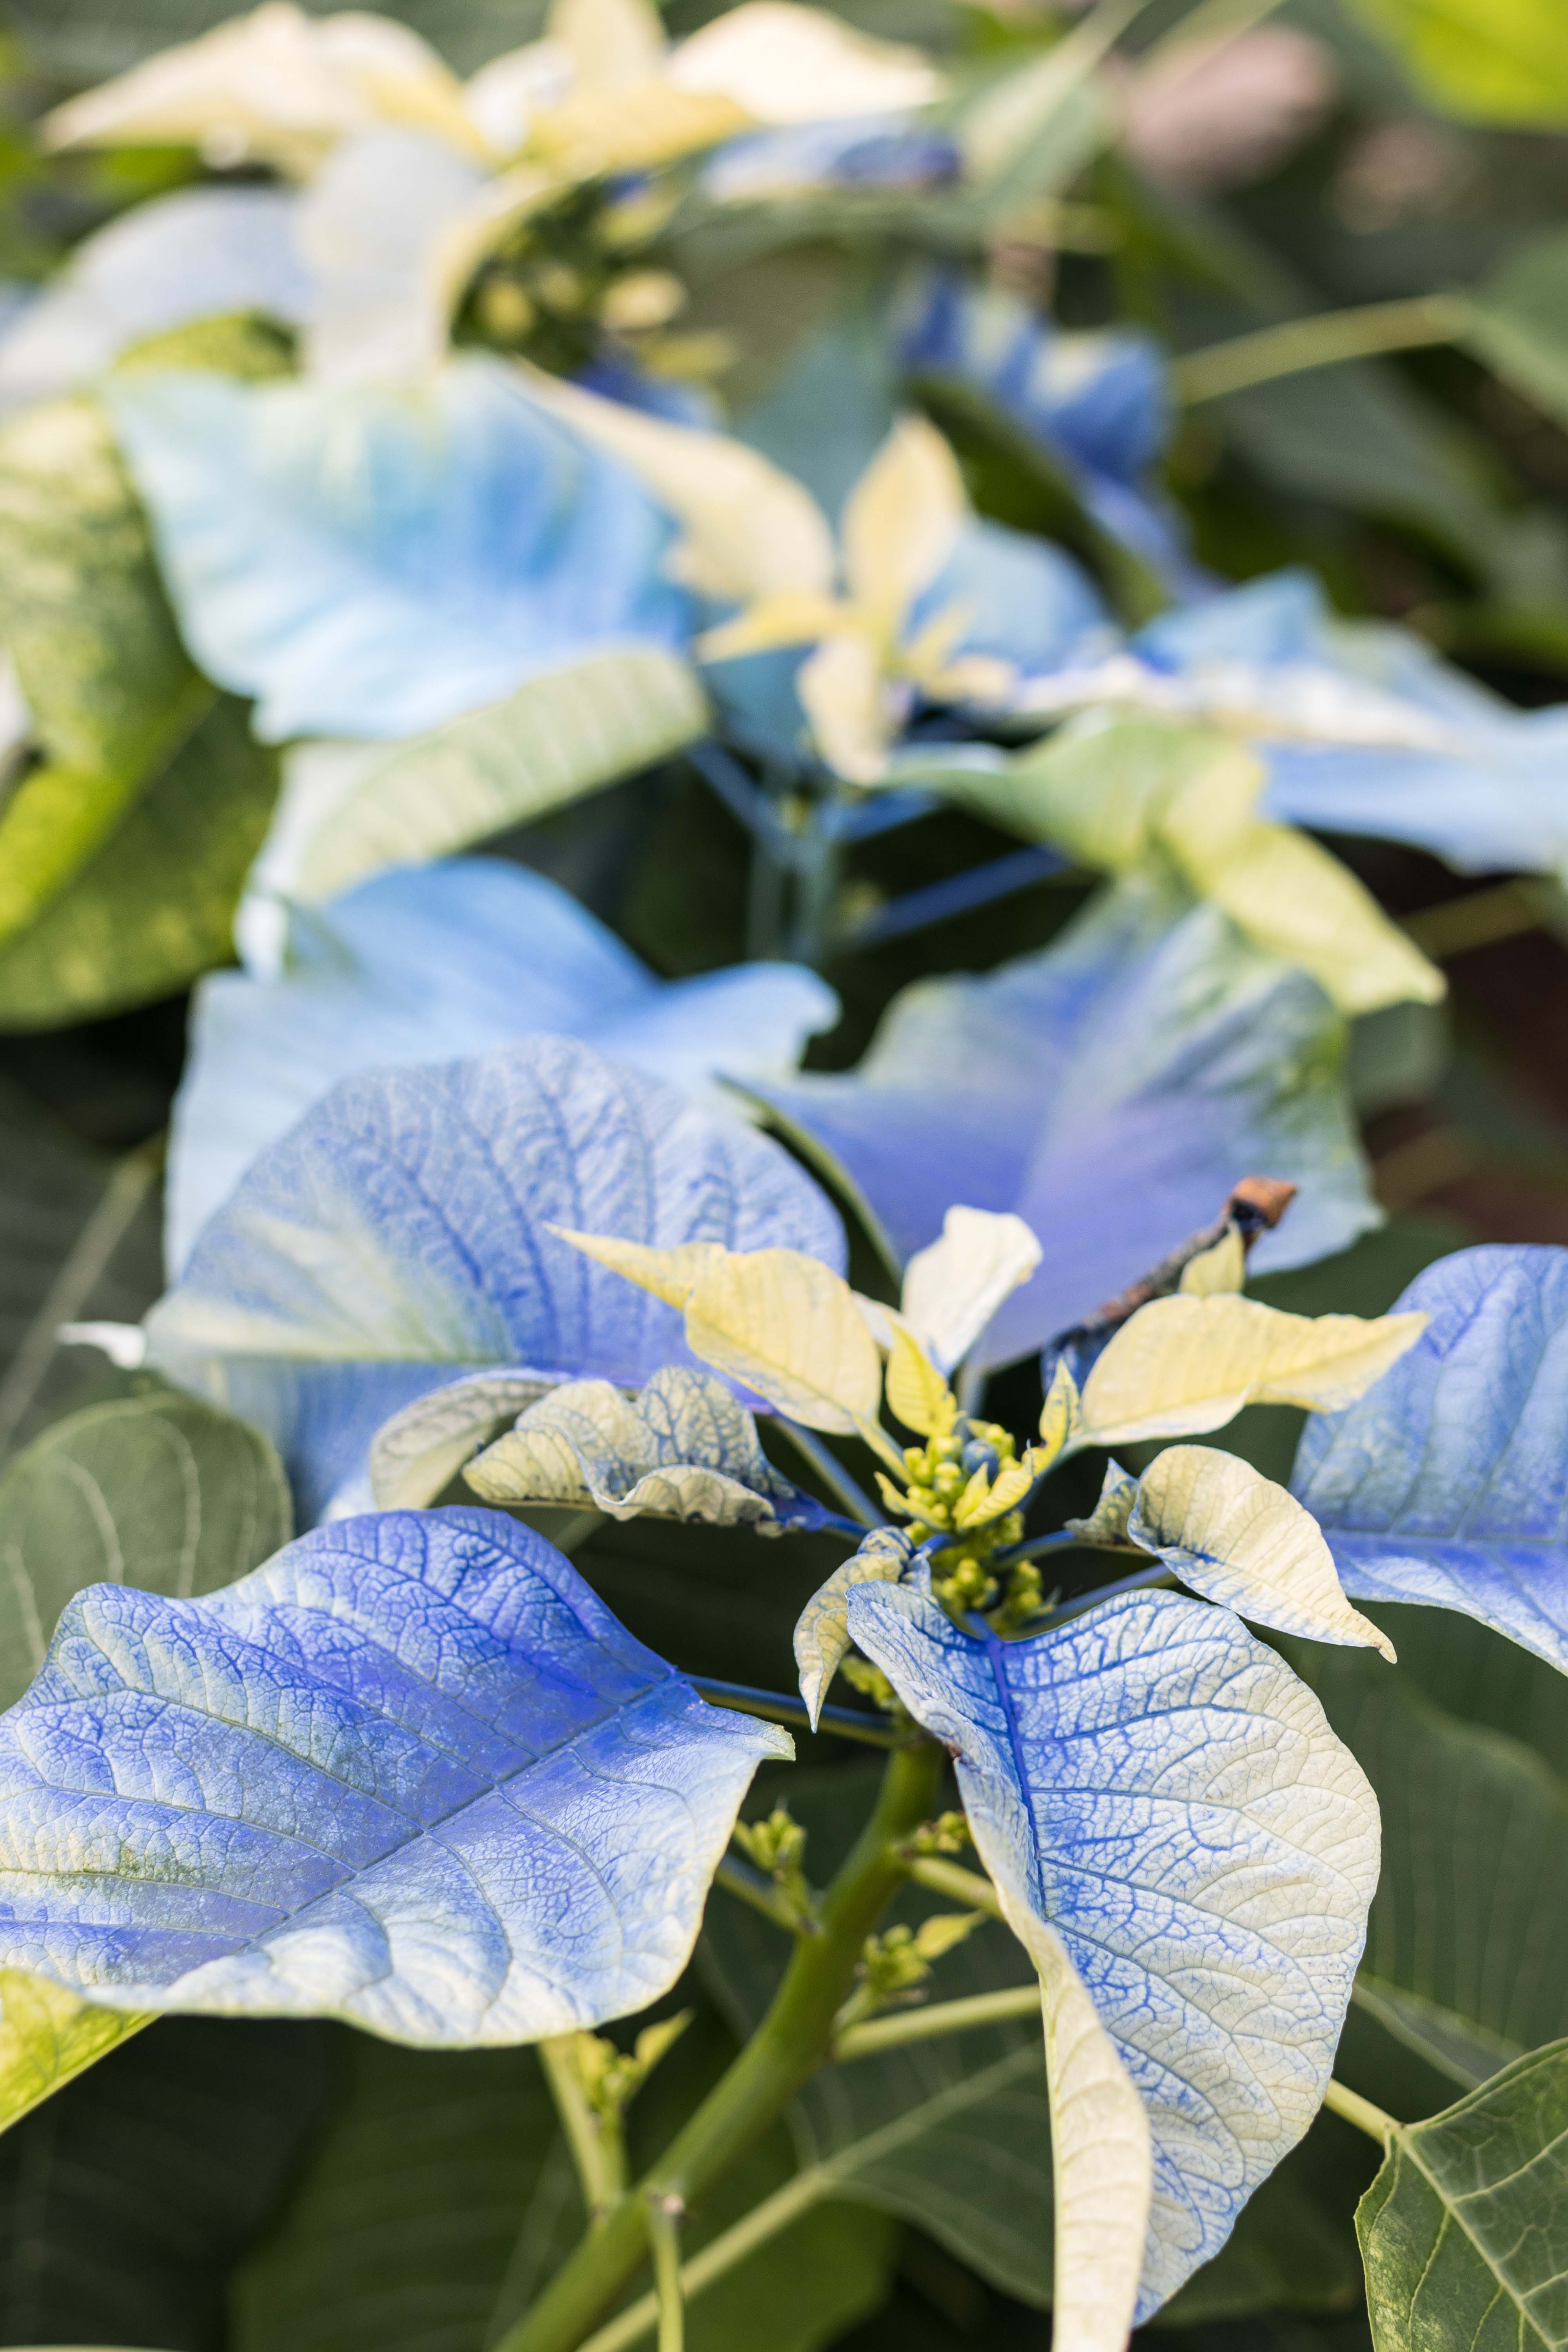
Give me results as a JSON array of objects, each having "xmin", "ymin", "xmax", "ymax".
[
  {"xmin": 794, "ymin": 1528, "xmax": 909, "ymax": 1730},
  {"xmin": 287, "ymin": 648, "xmax": 708, "ymax": 906},
  {"xmin": 0, "ymin": 694, "xmax": 279, "ymax": 1028},
  {"xmin": 0, "ymin": 1972, "xmax": 151, "ymax": 2142},
  {"xmin": 1357, "ymin": 2039, "xmax": 1568, "ymax": 2352},
  {"xmin": 0, "ymin": 1381, "xmax": 292, "ymax": 1710},
  {"xmin": 370, "ymin": 1373, "xmax": 563, "ymax": 1511},
  {"xmin": 1293, "ymin": 1645, "xmax": 1568, "ymax": 2093}
]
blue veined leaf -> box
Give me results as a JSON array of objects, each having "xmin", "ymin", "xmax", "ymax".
[
  {"xmin": 1137, "ymin": 571, "xmax": 1568, "ymax": 879},
  {"xmin": 466, "ymin": 1364, "xmax": 829, "ymax": 1528},
  {"xmin": 103, "ymin": 354, "xmax": 695, "ymax": 742},
  {"xmin": 845, "ymin": 1577, "xmax": 1380, "ymax": 2317},
  {"xmin": 147, "ymin": 1033, "xmax": 845, "ymax": 1523},
  {"xmin": 0, "ymin": 1507, "xmax": 789, "ymax": 2040},
  {"xmin": 169, "ymin": 856, "xmax": 837, "ymax": 1272},
  {"xmin": 743, "ymin": 867, "xmax": 1376, "ymax": 1371},
  {"xmin": 702, "ymin": 114, "xmax": 961, "ymax": 204},
  {"xmin": 1292, "ymin": 1244, "xmax": 1568, "ymax": 1677},
  {"xmin": 0, "ymin": 185, "xmax": 312, "ymax": 418}
]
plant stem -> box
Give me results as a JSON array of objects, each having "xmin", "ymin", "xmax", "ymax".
[
  {"xmin": 645, "ymin": 2196, "xmax": 684, "ymax": 2352},
  {"xmin": 833, "ymin": 1984, "xmax": 1040, "ymax": 2060},
  {"xmin": 1141, "ymin": 0, "xmax": 1286, "ymax": 74},
  {"xmin": 691, "ymin": 1677, "xmax": 899, "ymax": 1749},
  {"xmin": 578, "ymin": 2171, "xmax": 834, "ymax": 2352},
  {"xmin": 775, "ymin": 1422, "xmax": 880, "ymax": 1529},
  {"xmin": 495, "ymin": 1738, "xmax": 946, "ymax": 2352},
  {"xmin": 713, "ymin": 1854, "xmax": 813, "ymax": 1935},
  {"xmin": 539, "ymin": 2039, "xmax": 624, "ymax": 2227},
  {"xmin": 903, "ymin": 1855, "xmax": 1002, "ymax": 1916},
  {"xmin": 1173, "ymin": 294, "xmax": 1469, "ymax": 406},
  {"xmin": 993, "ymin": 1529, "xmax": 1147, "ymax": 1567},
  {"xmin": 1323, "ymin": 2078, "xmax": 1399, "ymax": 2148}
]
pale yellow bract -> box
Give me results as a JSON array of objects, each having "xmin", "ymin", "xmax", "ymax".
[
  {"xmin": 1132, "ymin": 1445, "xmax": 1396, "ymax": 1659},
  {"xmin": 1077, "ymin": 1290, "xmax": 1428, "ymax": 1447},
  {"xmin": 899, "ymin": 1205, "xmax": 1043, "ymax": 1374}
]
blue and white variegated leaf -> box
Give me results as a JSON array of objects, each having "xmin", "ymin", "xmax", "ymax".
[
  {"xmin": 0, "ymin": 185, "xmax": 312, "ymax": 416},
  {"xmin": 908, "ymin": 515, "xmax": 1115, "ymax": 684},
  {"xmin": 744, "ymin": 867, "xmax": 1376, "ymax": 1370},
  {"xmin": 0, "ymin": 1508, "xmax": 789, "ymax": 2041},
  {"xmin": 146, "ymin": 1033, "xmax": 845, "ymax": 1524},
  {"xmin": 466, "ymin": 1365, "xmax": 829, "ymax": 1530},
  {"xmin": 794, "ymin": 1524, "xmax": 913, "ymax": 1728},
  {"xmin": 846, "ymin": 1576, "xmax": 1380, "ymax": 2316},
  {"xmin": 1138, "ymin": 572, "xmax": 1568, "ymax": 880},
  {"xmin": 168, "ymin": 857, "xmax": 837, "ymax": 1273},
  {"xmin": 703, "ymin": 111, "xmax": 960, "ymax": 201},
  {"xmin": 104, "ymin": 353, "xmax": 694, "ymax": 741},
  {"xmin": 1292, "ymin": 1243, "xmax": 1568, "ymax": 1677}
]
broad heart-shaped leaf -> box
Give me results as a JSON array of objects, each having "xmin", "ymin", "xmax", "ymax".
[
  {"xmin": 103, "ymin": 354, "xmax": 694, "ymax": 743},
  {"xmin": 1292, "ymin": 1639, "xmax": 1568, "ymax": 2095},
  {"xmin": 1129, "ymin": 1446, "xmax": 1395, "ymax": 1659},
  {"xmin": 0, "ymin": 2012, "xmax": 339, "ymax": 2348},
  {"xmin": 1079, "ymin": 1293, "xmax": 1427, "ymax": 1449},
  {"xmin": 169, "ymin": 855, "xmax": 835, "ymax": 1274},
  {"xmin": 0, "ymin": 1507, "xmax": 790, "ymax": 2039},
  {"xmin": 147, "ymin": 1032, "xmax": 845, "ymax": 1523},
  {"xmin": 0, "ymin": 1381, "xmax": 291, "ymax": 1711},
  {"xmin": 846, "ymin": 1581, "xmax": 1381, "ymax": 2318},
  {"xmin": 1357, "ymin": 2040, "xmax": 1568, "ymax": 2352},
  {"xmin": 0, "ymin": 693, "xmax": 281, "ymax": 1030},
  {"xmin": 466, "ymin": 1365, "xmax": 828, "ymax": 1530},
  {"xmin": 744, "ymin": 867, "xmax": 1378, "ymax": 1372},
  {"xmin": 255, "ymin": 647, "xmax": 707, "ymax": 910},
  {"xmin": 1348, "ymin": 0, "xmax": 1568, "ymax": 125},
  {"xmin": 1292, "ymin": 1245, "xmax": 1568, "ymax": 1678}
]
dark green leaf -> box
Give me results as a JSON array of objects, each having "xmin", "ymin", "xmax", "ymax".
[
  {"xmin": 0, "ymin": 1087, "xmax": 162, "ymax": 1458},
  {"xmin": 1465, "ymin": 231, "xmax": 1568, "ymax": 430},
  {"xmin": 1290, "ymin": 1650, "xmax": 1568, "ymax": 2094},
  {"xmin": 0, "ymin": 1379, "xmax": 291, "ymax": 1709},
  {"xmin": 1357, "ymin": 2039, "xmax": 1568, "ymax": 2352},
  {"xmin": 0, "ymin": 2015, "xmax": 339, "ymax": 2352}
]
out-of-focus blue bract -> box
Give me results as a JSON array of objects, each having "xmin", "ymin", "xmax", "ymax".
[
  {"xmin": 1293, "ymin": 1242, "xmax": 1568, "ymax": 1676},
  {"xmin": 744, "ymin": 869, "xmax": 1377, "ymax": 1369},
  {"xmin": 168, "ymin": 856, "xmax": 837, "ymax": 1273},
  {"xmin": 104, "ymin": 353, "xmax": 695, "ymax": 740},
  {"xmin": 846, "ymin": 1574, "xmax": 1380, "ymax": 2317},
  {"xmin": 146, "ymin": 1032, "xmax": 845, "ymax": 1522},
  {"xmin": 0, "ymin": 1507, "xmax": 789, "ymax": 2042}
]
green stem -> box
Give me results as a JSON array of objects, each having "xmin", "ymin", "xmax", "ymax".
[
  {"xmin": 1173, "ymin": 294, "xmax": 1469, "ymax": 406},
  {"xmin": 833, "ymin": 1984, "xmax": 1039, "ymax": 2060},
  {"xmin": 645, "ymin": 2196, "xmax": 684, "ymax": 2352},
  {"xmin": 1036, "ymin": 1562, "xmax": 1175, "ymax": 1628},
  {"xmin": 578, "ymin": 2171, "xmax": 834, "ymax": 2352},
  {"xmin": 1140, "ymin": 0, "xmax": 1286, "ymax": 74},
  {"xmin": 540, "ymin": 2039, "xmax": 624, "ymax": 2227},
  {"xmin": 691, "ymin": 1677, "xmax": 899, "ymax": 1750},
  {"xmin": 496, "ymin": 1739, "xmax": 946, "ymax": 2352},
  {"xmin": 1323, "ymin": 2077, "xmax": 1399, "ymax": 2148},
  {"xmin": 903, "ymin": 1855, "xmax": 1002, "ymax": 1916},
  {"xmin": 712, "ymin": 1854, "xmax": 813, "ymax": 1935}
]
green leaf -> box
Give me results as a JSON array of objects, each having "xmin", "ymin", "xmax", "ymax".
[
  {"xmin": 1357, "ymin": 2040, "xmax": 1568, "ymax": 2352},
  {"xmin": 0, "ymin": 1379, "xmax": 292, "ymax": 1711},
  {"xmin": 273, "ymin": 648, "xmax": 707, "ymax": 907},
  {"xmin": 0, "ymin": 2015, "xmax": 339, "ymax": 2347},
  {"xmin": 5, "ymin": 0, "xmax": 551, "ymax": 80},
  {"xmin": 0, "ymin": 1091, "xmax": 162, "ymax": 1461},
  {"xmin": 1347, "ymin": 0, "xmax": 1568, "ymax": 125},
  {"xmin": 232, "ymin": 2035, "xmax": 584, "ymax": 2352},
  {"xmin": 1290, "ymin": 1649, "xmax": 1568, "ymax": 2094},
  {"xmin": 1464, "ymin": 232, "xmax": 1568, "ymax": 430},
  {"xmin": 0, "ymin": 691, "xmax": 279, "ymax": 1027}
]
